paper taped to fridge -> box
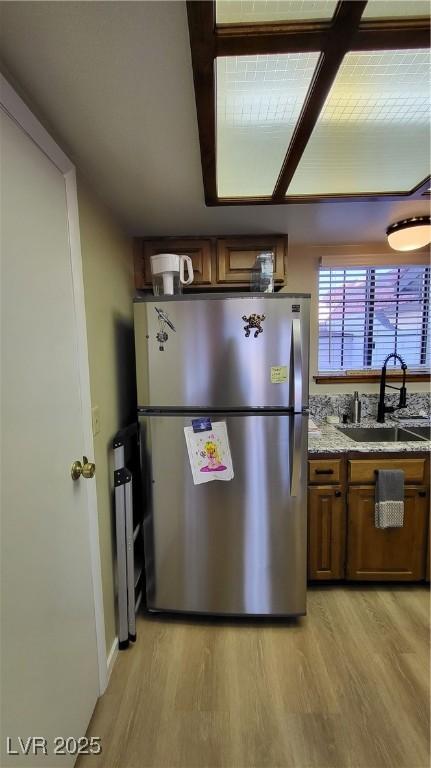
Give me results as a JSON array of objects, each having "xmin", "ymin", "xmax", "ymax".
[
  {"xmin": 184, "ymin": 421, "xmax": 234, "ymax": 485},
  {"xmin": 270, "ymin": 365, "xmax": 288, "ymax": 384}
]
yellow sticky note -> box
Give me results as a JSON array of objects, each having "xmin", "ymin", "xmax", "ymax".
[{"xmin": 271, "ymin": 366, "xmax": 288, "ymax": 384}]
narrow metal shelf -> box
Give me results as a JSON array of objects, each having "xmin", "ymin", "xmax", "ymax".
[
  {"xmin": 133, "ymin": 523, "xmax": 141, "ymax": 542},
  {"xmin": 135, "ymin": 591, "xmax": 143, "ymax": 614},
  {"xmin": 134, "ymin": 559, "xmax": 143, "ymax": 589},
  {"xmin": 113, "ymin": 422, "xmax": 143, "ymax": 649}
]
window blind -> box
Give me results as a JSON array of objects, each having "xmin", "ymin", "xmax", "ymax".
[{"xmin": 318, "ymin": 265, "xmax": 431, "ymax": 372}]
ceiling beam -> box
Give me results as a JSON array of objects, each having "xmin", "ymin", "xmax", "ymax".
[
  {"xmin": 409, "ymin": 175, "xmax": 431, "ymax": 200},
  {"xmin": 187, "ymin": 1, "xmax": 217, "ymax": 205},
  {"xmin": 210, "ymin": 183, "xmax": 428, "ymax": 206},
  {"xmin": 352, "ymin": 17, "xmax": 430, "ymax": 49},
  {"xmin": 272, "ymin": 1, "xmax": 368, "ymax": 202},
  {"xmin": 216, "ymin": 21, "xmax": 328, "ymax": 56},
  {"xmin": 215, "ymin": 16, "xmax": 430, "ymax": 57}
]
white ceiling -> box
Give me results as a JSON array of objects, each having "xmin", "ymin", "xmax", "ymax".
[{"xmin": 0, "ymin": 0, "xmax": 429, "ymax": 244}]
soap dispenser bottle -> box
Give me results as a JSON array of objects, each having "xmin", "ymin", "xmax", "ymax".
[{"xmin": 351, "ymin": 391, "xmax": 362, "ymax": 424}]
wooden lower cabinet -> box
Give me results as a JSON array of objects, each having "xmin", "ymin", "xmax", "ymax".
[
  {"xmin": 347, "ymin": 485, "xmax": 429, "ymax": 581},
  {"xmin": 426, "ymin": 528, "xmax": 430, "ymax": 582},
  {"xmin": 308, "ymin": 485, "xmax": 346, "ymax": 580}
]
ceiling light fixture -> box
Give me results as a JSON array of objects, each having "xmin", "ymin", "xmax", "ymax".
[{"xmin": 386, "ymin": 216, "xmax": 431, "ymax": 251}]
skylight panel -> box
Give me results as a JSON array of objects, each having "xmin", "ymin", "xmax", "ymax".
[
  {"xmin": 216, "ymin": 0, "xmax": 338, "ymax": 24},
  {"xmin": 287, "ymin": 48, "xmax": 431, "ymax": 196},
  {"xmin": 216, "ymin": 52, "xmax": 320, "ymax": 197},
  {"xmin": 362, "ymin": 1, "xmax": 430, "ymax": 19}
]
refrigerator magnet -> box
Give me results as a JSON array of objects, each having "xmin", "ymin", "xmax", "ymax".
[
  {"xmin": 184, "ymin": 422, "xmax": 234, "ymax": 485},
  {"xmin": 154, "ymin": 306, "xmax": 176, "ymax": 351},
  {"xmin": 242, "ymin": 313, "xmax": 265, "ymax": 338},
  {"xmin": 270, "ymin": 365, "xmax": 288, "ymax": 384},
  {"xmin": 192, "ymin": 417, "xmax": 212, "ymax": 433}
]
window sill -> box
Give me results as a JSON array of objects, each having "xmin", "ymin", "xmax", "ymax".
[{"xmin": 314, "ymin": 372, "xmax": 431, "ymax": 384}]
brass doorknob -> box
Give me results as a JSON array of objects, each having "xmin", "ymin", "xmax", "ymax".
[{"xmin": 71, "ymin": 456, "xmax": 96, "ymax": 481}]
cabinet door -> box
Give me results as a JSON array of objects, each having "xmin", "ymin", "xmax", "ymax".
[
  {"xmin": 347, "ymin": 486, "xmax": 428, "ymax": 581},
  {"xmin": 426, "ymin": 526, "xmax": 430, "ymax": 582},
  {"xmin": 308, "ymin": 486, "xmax": 346, "ymax": 580},
  {"xmin": 216, "ymin": 236, "xmax": 287, "ymax": 285},
  {"xmin": 134, "ymin": 238, "xmax": 213, "ymax": 288}
]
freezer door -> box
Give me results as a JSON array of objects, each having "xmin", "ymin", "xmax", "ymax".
[
  {"xmin": 139, "ymin": 412, "xmax": 307, "ymax": 616},
  {"xmin": 134, "ymin": 295, "xmax": 309, "ymax": 409}
]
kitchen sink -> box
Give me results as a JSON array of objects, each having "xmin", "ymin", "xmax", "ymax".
[
  {"xmin": 404, "ymin": 425, "xmax": 431, "ymax": 440},
  {"xmin": 335, "ymin": 426, "xmax": 427, "ymax": 443}
]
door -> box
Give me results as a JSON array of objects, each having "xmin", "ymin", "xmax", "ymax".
[
  {"xmin": 140, "ymin": 412, "xmax": 307, "ymax": 616},
  {"xmin": 134, "ymin": 294, "xmax": 310, "ymax": 409},
  {"xmin": 347, "ymin": 485, "xmax": 428, "ymax": 580},
  {"xmin": 1, "ymin": 109, "xmax": 100, "ymax": 764}
]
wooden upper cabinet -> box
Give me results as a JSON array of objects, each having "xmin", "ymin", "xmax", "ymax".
[
  {"xmin": 216, "ymin": 235, "xmax": 287, "ymax": 284},
  {"xmin": 347, "ymin": 485, "xmax": 428, "ymax": 581},
  {"xmin": 134, "ymin": 238, "xmax": 213, "ymax": 289},
  {"xmin": 134, "ymin": 234, "xmax": 288, "ymax": 290}
]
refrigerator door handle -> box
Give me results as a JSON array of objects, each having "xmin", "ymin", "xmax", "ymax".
[
  {"xmin": 290, "ymin": 416, "xmax": 302, "ymax": 497},
  {"xmin": 290, "ymin": 317, "xmax": 303, "ymax": 412}
]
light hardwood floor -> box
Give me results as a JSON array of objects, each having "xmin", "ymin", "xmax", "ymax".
[{"xmin": 78, "ymin": 586, "xmax": 430, "ymax": 768}]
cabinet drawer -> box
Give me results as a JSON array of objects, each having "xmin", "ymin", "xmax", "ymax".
[
  {"xmin": 349, "ymin": 458, "xmax": 426, "ymax": 485},
  {"xmin": 309, "ymin": 459, "xmax": 342, "ymax": 484}
]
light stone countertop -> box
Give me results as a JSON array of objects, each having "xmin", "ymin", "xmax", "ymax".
[{"xmin": 308, "ymin": 417, "xmax": 431, "ymax": 455}]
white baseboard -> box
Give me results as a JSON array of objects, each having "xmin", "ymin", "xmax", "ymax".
[{"xmin": 105, "ymin": 637, "xmax": 118, "ymax": 689}]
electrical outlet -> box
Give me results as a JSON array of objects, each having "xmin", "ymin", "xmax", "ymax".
[{"xmin": 92, "ymin": 405, "xmax": 101, "ymax": 437}]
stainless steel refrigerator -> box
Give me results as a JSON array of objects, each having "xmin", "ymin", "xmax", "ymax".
[{"xmin": 134, "ymin": 293, "xmax": 310, "ymax": 617}]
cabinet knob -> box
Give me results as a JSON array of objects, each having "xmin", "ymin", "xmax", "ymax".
[
  {"xmin": 419, "ymin": 491, "xmax": 427, "ymax": 497},
  {"xmin": 335, "ymin": 490, "xmax": 342, "ymax": 497}
]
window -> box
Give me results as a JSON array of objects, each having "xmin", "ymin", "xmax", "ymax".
[{"xmin": 318, "ymin": 265, "xmax": 431, "ymax": 373}]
